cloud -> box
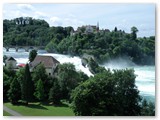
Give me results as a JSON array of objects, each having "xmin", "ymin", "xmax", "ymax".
[
  {"xmin": 50, "ymin": 17, "xmax": 62, "ymax": 26},
  {"xmin": 17, "ymin": 4, "xmax": 35, "ymax": 11},
  {"xmin": 50, "ymin": 17, "xmax": 61, "ymax": 23},
  {"xmin": 3, "ymin": 4, "xmax": 154, "ymax": 37},
  {"xmin": 34, "ymin": 11, "xmax": 49, "ymax": 19},
  {"xmin": 4, "ymin": 10, "xmax": 29, "ymax": 19},
  {"xmin": 63, "ymin": 18, "xmax": 84, "ymax": 29},
  {"xmin": 49, "ymin": 16, "xmax": 85, "ymax": 29}
]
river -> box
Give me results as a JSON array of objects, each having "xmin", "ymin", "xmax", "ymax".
[{"xmin": 3, "ymin": 48, "xmax": 155, "ymax": 102}]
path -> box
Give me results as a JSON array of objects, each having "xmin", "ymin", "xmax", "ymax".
[{"xmin": 3, "ymin": 105, "xmax": 22, "ymax": 116}]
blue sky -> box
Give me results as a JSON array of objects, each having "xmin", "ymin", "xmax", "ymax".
[{"xmin": 3, "ymin": 3, "xmax": 155, "ymax": 37}]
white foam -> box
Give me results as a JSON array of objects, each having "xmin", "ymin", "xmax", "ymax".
[
  {"xmin": 15, "ymin": 58, "xmax": 29, "ymax": 64},
  {"xmin": 39, "ymin": 53, "xmax": 93, "ymax": 76},
  {"xmin": 4, "ymin": 50, "xmax": 155, "ymax": 97},
  {"xmin": 103, "ymin": 60, "xmax": 155, "ymax": 97}
]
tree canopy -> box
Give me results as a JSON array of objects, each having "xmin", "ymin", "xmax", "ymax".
[
  {"xmin": 71, "ymin": 69, "xmax": 141, "ymax": 116},
  {"xmin": 3, "ymin": 17, "xmax": 155, "ymax": 65},
  {"xmin": 29, "ymin": 49, "xmax": 37, "ymax": 62}
]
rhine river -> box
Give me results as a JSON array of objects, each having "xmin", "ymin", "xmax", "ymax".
[{"xmin": 3, "ymin": 48, "xmax": 155, "ymax": 103}]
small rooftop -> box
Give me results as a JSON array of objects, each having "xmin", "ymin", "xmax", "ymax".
[
  {"xmin": 6, "ymin": 56, "xmax": 16, "ymax": 61},
  {"xmin": 30, "ymin": 55, "xmax": 60, "ymax": 68}
]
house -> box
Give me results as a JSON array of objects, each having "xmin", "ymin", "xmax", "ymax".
[
  {"xmin": 71, "ymin": 22, "xmax": 99, "ymax": 36},
  {"xmin": 85, "ymin": 25, "xmax": 94, "ymax": 33},
  {"xmin": 29, "ymin": 55, "xmax": 60, "ymax": 77},
  {"xmin": 5, "ymin": 57, "xmax": 17, "ymax": 69}
]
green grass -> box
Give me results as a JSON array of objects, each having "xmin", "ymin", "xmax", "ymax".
[
  {"xmin": 3, "ymin": 110, "xmax": 12, "ymax": 116},
  {"xmin": 4, "ymin": 102, "xmax": 75, "ymax": 116}
]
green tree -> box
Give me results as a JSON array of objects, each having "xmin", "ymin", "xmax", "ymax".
[
  {"xmin": 141, "ymin": 99, "xmax": 155, "ymax": 116},
  {"xmin": 55, "ymin": 63, "xmax": 84, "ymax": 100},
  {"xmin": 8, "ymin": 78, "xmax": 21, "ymax": 105},
  {"xmin": 71, "ymin": 69, "xmax": 141, "ymax": 116},
  {"xmin": 49, "ymin": 80, "xmax": 62, "ymax": 105},
  {"xmin": 22, "ymin": 63, "xmax": 34, "ymax": 105},
  {"xmin": 77, "ymin": 71, "xmax": 89, "ymax": 82},
  {"xmin": 114, "ymin": 27, "xmax": 117, "ymax": 32},
  {"xmin": 29, "ymin": 49, "xmax": 37, "ymax": 62},
  {"xmin": 3, "ymin": 55, "xmax": 8, "ymax": 63},
  {"xmin": 3, "ymin": 73, "xmax": 10, "ymax": 101},
  {"xmin": 131, "ymin": 26, "xmax": 138, "ymax": 40},
  {"xmin": 16, "ymin": 67, "xmax": 25, "ymax": 90},
  {"xmin": 34, "ymin": 79, "xmax": 45, "ymax": 101},
  {"xmin": 32, "ymin": 64, "xmax": 48, "ymax": 83},
  {"xmin": 3, "ymin": 67, "xmax": 16, "ymax": 101},
  {"xmin": 88, "ymin": 58, "xmax": 106, "ymax": 74},
  {"xmin": 32, "ymin": 63, "xmax": 50, "ymax": 99},
  {"xmin": 45, "ymin": 40, "xmax": 57, "ymax": 53},
  {"xmin": 3, "ymin": 17, "xmax": 155, "ymax": 66},
  {"xmin": 112, "ymin": 69, "xmax": 141, "ymax": 115}
]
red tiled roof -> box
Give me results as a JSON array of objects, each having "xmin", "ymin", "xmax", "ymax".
[
  {"xmin": 30, "ymin": 55, "xmax": 60, "ymax": 68},
  {"xmin": 18, "ymin": 64, "xmax": 26, "ymax": 67}
]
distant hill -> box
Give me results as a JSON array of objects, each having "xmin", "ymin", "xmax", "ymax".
[
  {"xmin": 3, "ymin": 17, "xmax": 73, "ymax": 46},
  {"xmin": 3, "ymin": 17, "xmax": 155, "ymax": 65}
]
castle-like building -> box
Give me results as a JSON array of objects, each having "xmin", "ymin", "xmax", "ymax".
[{"xmin": 71, "ymin": 22, "xmax": 99, "ymax": 35}]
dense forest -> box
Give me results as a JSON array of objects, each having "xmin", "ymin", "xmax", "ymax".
[{"xmin": 3, "ymin": 17, "xmax": 155, "ymax": 65}]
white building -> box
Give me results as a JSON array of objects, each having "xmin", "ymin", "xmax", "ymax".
[{"xmin": 5, "ymin": 57, "xmax": 17, "ymax": 69}]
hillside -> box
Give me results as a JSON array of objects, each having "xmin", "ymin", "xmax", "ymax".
[{"xmin": 3, "ymin": 17, "xmax": 155, "ymax": 65}]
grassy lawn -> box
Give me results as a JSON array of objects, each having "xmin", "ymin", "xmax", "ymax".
[
  {"xmin": 4, "ymin": 102, "xmax": 75, "ymax": 116},
  {"xmin": 3, "ymin": 110, "xmax": 12, "ymax": 116}
]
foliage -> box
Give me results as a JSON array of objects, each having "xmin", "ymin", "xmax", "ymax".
[
  {"xmin": 32, "ymin": 63, "xmax": 50, "ymax": 99},
  {"xmin": 3, "ymin": 17, "xmax": 155, "ymax": 115},
  {"xmin": 8, "ymin": 78, "xmax": 21, "ymax": 104},
  {"xmin": 141, "ymin": 99, "xmax": 155, "ymax": 116},
  {"xmin": 16, "ymin": 68, "xmax": 25, "ymax": 89},
  {"xmin": 55, "ymin": 63, "xmax": 81, "ymax": 99},
  {"xmin": 88, "ymin": 58, "xmax": 106, "ymax": 74},
  {"xmin": 54, "ymin": 63, "xmax": 88, "ymax": 100},
  {"xmin": 49, "ymin": 79, "xmax": 62, "ymax": 105},
  {"xmin": 29, "ymin": 49, "xmax": 37, "ymax": 62},
  {"xmin": 77, "ymin": 71, "xmax": 89, "ymax": 82},
  {"xmin": 3, "ymin": 67, "xmax": 16, "ymax": 101},
  {"xmin": 131, "ymin": 26, "xmax": 138, "ymax": 40},
  {"xmin": 32, "ymin": 64, "xmax": 47, "ymax": 82},
  {"xmin": 34, "ymin": 79, "xmax": 45, "ymax": 101},
  {"xmin": 21, "ymin": 63, "xmax": 34, "ymax": 104},
  {"xmin": 3, "ymin": 17, "xmax": 73, "ymax": 47},
  {"xmin": 3, "ymin": 72, "xmax": 10, "ymax": 101},
  {"xmin": 3, "ymin": 55, "xmax": 8, "ymax": 63},
  {"xmin": 71, "ymin": 69, "xmax": 141, "ymax": 116},
  {"xmin": 3, "ymin": 18, "xmax": 155, "ymax": 65}
]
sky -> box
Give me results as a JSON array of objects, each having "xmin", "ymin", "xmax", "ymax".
[{"xmin": 3, "ymin": 3, "xmax": 155, "ymax": 37}]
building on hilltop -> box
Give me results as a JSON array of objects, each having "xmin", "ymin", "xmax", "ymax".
[
  {"xmin": 71, "ymin": 22, "xmax": 99, "ymax": 35},
  {"xmin": 29, "ymin": 55, "xmax": 60, "ymax": 77}
]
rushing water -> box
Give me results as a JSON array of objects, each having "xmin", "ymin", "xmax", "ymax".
[
  {"xmin": 3, "ymin": 48, "xmax": 155, "ymax": 102},
  {"xmin": 103, "ymin": 59, "xmax": 155, "ymax": 102}
]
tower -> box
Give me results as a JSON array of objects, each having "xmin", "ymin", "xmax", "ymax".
[{"xmin": 96, "ymin": 21, "xmax": 99, "ymax": 31}]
